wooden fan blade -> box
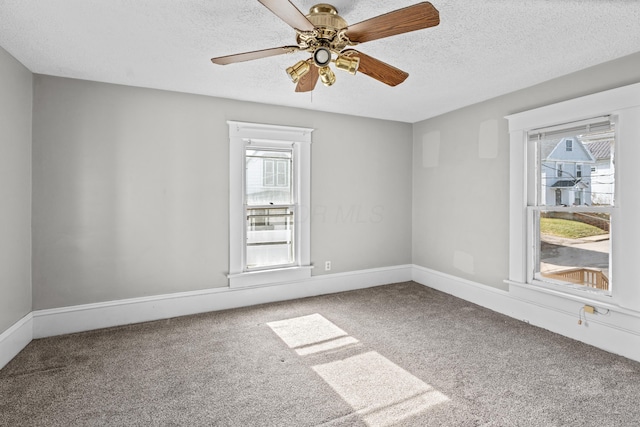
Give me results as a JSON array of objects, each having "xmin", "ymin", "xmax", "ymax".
[
  {"xmin": 345, "ymin": 2, "xmax": 439, "ymax": 44},
  {"xmin": 295, "ymin": 64, "xmax": 319, "ymax": 92},
  {"xmin": 343, "ymin": 49, "xmax": 409, "ymax": 86},
  {"xmin": 211, "ymin": 46, "xmax": 299, "ymax": 65},
  {"xmin": 258, "ymin": 0, "xmax": 315, "ymax": 31}
]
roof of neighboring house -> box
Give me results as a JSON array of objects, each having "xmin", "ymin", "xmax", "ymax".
[
  {"xmin": 541, "ymin": 137, "xmax": 612, "ymax": 163},
  {"xmin": 584, "ymin": 139, "xmax": 612, "ymax": 160},
  {"xmin": 540, "ymin": 138, "xmax": 561, "ymax": 160},
  {"xmin": 546, "ymin": 137, "xmax": 596, "ymax": 163},
  {"xmin": 551, "ymin": 179, "xmax": 581, "ymax": 188}
]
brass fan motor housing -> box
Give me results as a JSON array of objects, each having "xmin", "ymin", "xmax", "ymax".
[
  {"xmin": 309, "ymin": 4, "xmax": 337, "ymax": 15},
  {"xmin": 306, "ymin": 4, "xmax": 348, "ymax": 31},
  {"xmin": 296, "ymin": 3, "xmax": 353, "ymax": 51}
]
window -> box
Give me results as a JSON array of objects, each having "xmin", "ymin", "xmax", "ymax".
[
  {"xmin": 228, "ymin": 121, "xmax": 313, "ymax": 288},
  {"xmin": 246, "ymin": 148, "xmax": 294, "ymax": 269},
  {"xmin": 566, "ymin": 139, "xmax": 573, "ymax": 151},
  {"xmin": 530, "ymin": 119, "xmax": 614, "ymax": 294},
  {"xmin": 506, "ymin": 82, "xmax": 640, "ymax": 309}
]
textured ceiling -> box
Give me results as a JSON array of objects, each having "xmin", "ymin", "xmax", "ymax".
[{"xmin": 1, "ymin": 0, "xmax": 640, "ymax": 123}]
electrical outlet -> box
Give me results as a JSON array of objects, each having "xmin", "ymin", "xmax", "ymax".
[{"xmin": 325, "ymin": 261, "xmax": 331, "ymax": 271}]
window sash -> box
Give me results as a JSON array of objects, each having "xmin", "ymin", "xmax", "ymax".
[
  {"xmin": 527, "ymin": 117, "xmax": 615, "ymax": 293},
  {"xmin": 246, "ymin": 147, "xmax": 294, "ymax": 206},
  {"xmin": 527, "ymin": 116, "xmax": 612, "ymax": 141},
  {"xmin": 244, "ymin": 147, "xmax": 296, "ymax": 271},
  {"xmin": 532, "ymin": 123, "xmax": 615, "ymax": 208},
  {"xmin": 527, "ymin": 205, "xmax": 614, "ymax": 293},
  {"xmin": 245, "ymin": 206, "xmax": 296, "ymax": 271}
]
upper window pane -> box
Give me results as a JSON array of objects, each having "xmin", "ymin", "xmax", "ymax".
[
  {"xmin": 246, "ymin": 148, "xmax": 293, "ymax": 205},
  {"xmin": 537, "ymin": 131, "xmax": 615, "ymax": 206}
]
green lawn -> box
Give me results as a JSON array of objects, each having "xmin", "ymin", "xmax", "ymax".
[{"xmin": 540, "ymin": 218, "xmax": 606, "ymax": 239}]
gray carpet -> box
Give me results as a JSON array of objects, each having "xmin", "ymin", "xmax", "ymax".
[{"xmin": 1, "ymin": 281, "xmax": 639, "ymax": 426}]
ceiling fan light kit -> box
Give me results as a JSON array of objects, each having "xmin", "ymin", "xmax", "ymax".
[
  {"xmin": 312, "ymin": 46, "xmax": 332, "ymax": 67},
  {"xmin": 318, "ymin": 66, "xmax": 336, "ymax": 87},
  {"xmin": 211, "ymin": 1, "xmax": 440, "ymax": 92},
  {"xmin": 334, "ymin": 54, "xmax": 359, "ymax": 75},
  {"xmin": 286, "ymin": 60, "xmax": 311, "ymax": 83}
]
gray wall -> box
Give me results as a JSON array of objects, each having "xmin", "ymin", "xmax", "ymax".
[
  {"xmin": 412, "ymin": 52, "xmax": 640, "ymax": 290},
  {"xmin": 0, "ymin": 47, "xmax": 32, "ymax": 331},
  {"xmin": 32, "ymin": 76, "xmax": 412, "ymax": 310},
  {"xmin": 19, "ymin": 48, "xmax": 640, "ymax": 314}
]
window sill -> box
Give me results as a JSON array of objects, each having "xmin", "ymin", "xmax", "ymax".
[
  {"xmin": 505, "ymin": 279, "xmax": 640, "ymax": 318},
  {"xmin": 228, "ymin": 265, "xmax": 313, "ymax": 289}
]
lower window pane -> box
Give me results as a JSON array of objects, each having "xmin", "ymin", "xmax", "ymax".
[
  {"xmin": 246, "ymin": 207, "xmax": 294, "ymax": 269},
  {"xmin": 537, "ymin": 212, "xmax": 610, "ymax": 292}
]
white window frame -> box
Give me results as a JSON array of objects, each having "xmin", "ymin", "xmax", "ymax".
[
  {"xmin": 506, "ymin": 82, "xmax": 640, "ymax": 312},
  {"xmin": 227, "ymin": 121, "xmax": 313, "ymax": 288}
]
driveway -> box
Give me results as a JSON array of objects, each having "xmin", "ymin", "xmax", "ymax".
[{"xmin": 540, "ymin": 234, "xmax": 609, "ymax": 276}]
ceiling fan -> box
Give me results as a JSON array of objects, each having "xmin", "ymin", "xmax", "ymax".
[{"xmin": 211, "ymin": 1, "xmax": 440, "ymax": 92}]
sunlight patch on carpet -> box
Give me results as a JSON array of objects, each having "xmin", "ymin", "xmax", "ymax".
[
  {"xmin": 268, "ymin": 314, "xmax": 449, "ymax": 426},
  {"xmin": 267, "ymin": 313, "xmax": 357, "ymax": 355}
]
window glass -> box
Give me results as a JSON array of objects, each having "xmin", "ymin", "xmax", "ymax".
[
  {"xmin": 246, "ymin": 207, "xmax": 295, "ymax": 269},
  {"xmin": 582, "ymin": 136, "xmax": 616, "ymax": 206},
  {"xmin": 246, "ymin": 149, "xmax": 293, "ymax": 206},
  {"xmin": 245, "ymin": 147, "xmax": 295, "ymax": 269},
  {"xmin": 533, "ymin": 127, "xmax": 614, "ymax": 293},
  {"xmin": 537, "ymin": 134, "xmax": 615, "ymax": 207},
  {"xmin": 536, "ymin": 211, "xmax": 611, "ymax": 291}
]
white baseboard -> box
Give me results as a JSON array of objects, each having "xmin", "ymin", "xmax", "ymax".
[
  {"xmin": 5, "ymin": 263, "xmax": 638, "ymax": 370},
  {"xmin": 0, "ymin": 313, "xmax": 33, "ymax": 370},
  {"xmin": 32, "ymin": 264, "xmax": 412, "ymax": 339},
  {"xmin": 412, "ymin": 264, "xmax": 640, "ymax": 363}
]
